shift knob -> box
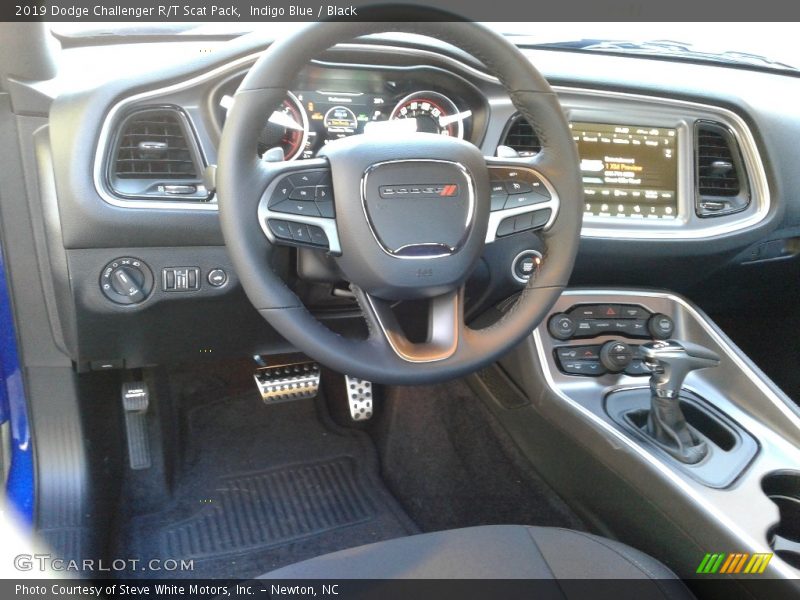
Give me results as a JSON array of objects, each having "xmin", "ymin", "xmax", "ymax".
[
  {"xmin": 639, "ymin": 339, "xmax": 720, "ymax": 464},
  {"xmin": 640, "ymin": 340, "xmax": 720, "ymax": 398}
]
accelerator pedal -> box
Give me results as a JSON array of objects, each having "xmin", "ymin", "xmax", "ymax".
[
  {"xmin": 345, "ymin": 376, "xmax": 374, "ymax": 421},
  {"xmin": 254, "ymin": 361, "xmax": 320, "ymax": 404}
]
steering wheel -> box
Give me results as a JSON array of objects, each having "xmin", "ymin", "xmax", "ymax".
[{"xmin": 217, "ymin": 20, "xmax": 582, "ymax": 385}]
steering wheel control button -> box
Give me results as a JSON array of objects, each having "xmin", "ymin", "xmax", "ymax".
[
  {"xmin": 288, "ymin": 170, "xmax": 324, "ymax": 187},
  {"xmin": 649, "ymin": 313, "xmax": 675, "ymax": 339},
  {"xmin": 100, "ymin": 257, "xmax": 154, "ymax": 305},
  {"xmin": 505, "ymin": 180, "xmax": 533, "ymax": 195},
  {"xmin": 315, "ymin": 185, "xmax": 331, "ymax": 200},
  {"xmin": 272, "ymin": 199, "xmax": 321, "ymax": 217},
  {"xmin": 207, "ymin": 269, "xmax": 228, "ymax": 287},
  {"xmin": 496, "ymin": 217, "xmax": 516, "ymax": 237},
  {"xmin": 315, "ymin": 200, "xmax": 335, "ymax": 218},
  {"xmin": 490, "ymin": 183, "xmax": 508, "ymax": 211},
  {"xmin": 496, "ymin": 209, "xmax": 552, "ymax": 238},
  {"xmin": 162, "ymin": 267, "xmax": 200, "ymax": 292},
  {"xmin": 490, "ymin": 166, "xmax": 551, "ymax": 199},
  {"xmin": 289, "ymin": 186, "xmax": 315, "ymax": 200},
  {"xmin": 504, "ymin": 194, "xmax": 546, "ymax": 210},
  {"xmin": 268, "ymin": 170, "xmax": 335, "ymax": 222},
  {"xmin": 548, "ymin": 313, "xmax": 577, "ymax": 340},
  {"xmin": 307, "ymin": 225, "xmax": 329, "ymax": 247},
  {"xmin": 268, "ymin": 179, "xmax": 293, "ymax": 207},
  {"xmin": 268, "ymin": 219, "xmax": 293, "ymax": 240},
  {"xmin": 288, "ymin": 222, "xmax": 311, "ymax": 243}
]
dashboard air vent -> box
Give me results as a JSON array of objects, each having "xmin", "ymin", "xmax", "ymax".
[
  {"xmin": 108, "ymin": 107, "xmax": 208, "ymax": 201},
  {"xmin": 694, "ymin": 121, "xmax": 750, "ymax": 217},
  {"xmin": 501, "ymin": 115, "xmax": 542, "ymax": 156}
]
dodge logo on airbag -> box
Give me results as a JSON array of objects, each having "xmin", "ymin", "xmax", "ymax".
[{"xmin": 378, "ymin": 184, "xmax": 460, "ymax": 198}]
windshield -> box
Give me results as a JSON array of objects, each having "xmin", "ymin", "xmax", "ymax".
[{"xmin": 51, "ymin": 21, "xmax": 800, "ymax": 74}]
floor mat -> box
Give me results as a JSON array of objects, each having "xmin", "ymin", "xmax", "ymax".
[
  {"xmin": 374, "ymin": 378, "xmax": 586, "ymax": 533},
  {"xmin": 116, "ymin": 391, "xmax": 417, "ymax": 579}
]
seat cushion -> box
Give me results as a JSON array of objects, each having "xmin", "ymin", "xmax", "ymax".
[{"xmin": 262, "ymin": 525, "xmax": 693, "ymax": 597}]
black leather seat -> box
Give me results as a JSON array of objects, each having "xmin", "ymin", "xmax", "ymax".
[{"xmin": 263, "ymin": 525, "xmax": 693, "ymax": 597}]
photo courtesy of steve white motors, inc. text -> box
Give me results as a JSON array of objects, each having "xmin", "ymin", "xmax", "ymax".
[
  {"xmin": 15, "ymin": 3, "xmax": 359, "ymax": 18},
  {"xmin": 14, "ymin": 583, "xmax": 342, "ymax": 597}
]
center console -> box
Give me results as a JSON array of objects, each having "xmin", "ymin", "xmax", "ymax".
[{"xmin": 469, "ymin": 289, "xmax": 800, "ymax": 592}]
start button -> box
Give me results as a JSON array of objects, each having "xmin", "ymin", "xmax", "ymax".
[{"xmin": 512, "ymin": 250, "xmax": 542, "ymax": 283}]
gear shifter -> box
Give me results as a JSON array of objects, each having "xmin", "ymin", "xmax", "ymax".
[{"xmin": 640, "ymin": 340, "xmax": 720, "ymax": 464}]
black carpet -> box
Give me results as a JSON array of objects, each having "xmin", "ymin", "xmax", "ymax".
[
  {"xmin": 115, "ymin": 391, "xmax": 417, "ymax": 579},
  {"xmin": 372, "ymin": 378, "xmax": 586, "ymax": 533}
]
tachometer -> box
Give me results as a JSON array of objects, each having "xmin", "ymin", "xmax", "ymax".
[
  {"xmin": 389, "ymin": 91, "xmax": 471, "ymax": 139},
  {"xmin": 256, "ymin": 92, "xmax": 309, "ymax": 161},
  {"xmin": 221, "ymin": 92, "xmax": 310, "ymax": 161}
]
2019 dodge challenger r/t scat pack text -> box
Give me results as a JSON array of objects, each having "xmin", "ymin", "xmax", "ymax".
[{"xmin": 1, "ymin": 5, "xmax": 800, "ymax": 599}]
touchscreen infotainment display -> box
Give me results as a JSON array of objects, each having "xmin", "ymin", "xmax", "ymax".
[{"xmin": 571, "ymin": 122, "xmax": 678, "ymax": 219}]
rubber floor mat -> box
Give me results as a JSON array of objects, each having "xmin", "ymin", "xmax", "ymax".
[
  {"xmin": 163, "ymin": 457, "xmax": 378, "ymax": 559},
  {"xmin": 116, "ymin": 393, "xmax": 416, "ymax": 578}
]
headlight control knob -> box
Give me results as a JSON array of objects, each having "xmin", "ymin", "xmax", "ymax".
[{"xmin": 100, "ymin": 257, "xmax": 154, "ymax": 305}]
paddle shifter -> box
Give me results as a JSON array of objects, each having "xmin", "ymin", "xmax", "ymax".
[{"xmin": 640, "ymin": 340, "xmax": 721, "ymax": 464}]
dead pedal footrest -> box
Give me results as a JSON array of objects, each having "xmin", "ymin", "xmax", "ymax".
[
  {"xmin": 122, "ymin": 381, "xmax": 151, "ymax": 470},
  {"xmin": 254, "ymin": 361, "xmax": 321, "ymax": 403}
]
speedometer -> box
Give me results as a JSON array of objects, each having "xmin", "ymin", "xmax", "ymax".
[{"xmin": 389, "ymin": 91, "xmax": 470, "ymax": 139}]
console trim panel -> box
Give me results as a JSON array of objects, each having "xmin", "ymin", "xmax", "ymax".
[{"xmin": 532, "ymin": 289, "xmax": 800, "ymax": 577}]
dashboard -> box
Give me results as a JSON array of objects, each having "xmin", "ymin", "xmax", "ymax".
[
  {"xmin": 95, "ymin": 52, "xmax": 770, "ymax": 244},
  {"xmin": 22, "ymin": 34, "xmax": 798, "ymax": 370}
]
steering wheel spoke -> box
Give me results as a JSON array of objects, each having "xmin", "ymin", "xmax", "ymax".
[
  {"xmin": 356, "ymin": 287, "xmax": 464, "ymax": 364},
  {"xmin": 256, "ymin": 157, "xmax": 342, "ymax": 254},
  {"xmin": 483, "ymin": 157, "xmax": 560, "ymax": 244}
]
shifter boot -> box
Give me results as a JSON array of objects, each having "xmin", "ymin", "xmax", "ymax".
[{"xmin": 646, "ymin": 395, "xmax": 708, "ymax": 464}]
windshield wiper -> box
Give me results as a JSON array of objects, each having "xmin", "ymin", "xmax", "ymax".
[{"xmin": 527, "ymin": 38, "xmax": 798, "ymax": 72}]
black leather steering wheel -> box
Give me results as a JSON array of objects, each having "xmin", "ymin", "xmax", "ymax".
[{"xmin": 217, "ymin": 20, "xmax": 582, "ymax": 385}]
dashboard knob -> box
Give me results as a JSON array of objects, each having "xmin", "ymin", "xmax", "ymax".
[
  {"xmin": 648, "ymin": 313, "xmax": 675, "ymax": 339},
  {"xmin": 100, "ymin": 257, "xmax": 154, "ymax": 305},
  {"xmin": 548, "ymin": 313, "xmax": 576, "ymax": 340},
  {"xmin": 600, "ymin": 340, "xmax": 633, "ymax": 372}
]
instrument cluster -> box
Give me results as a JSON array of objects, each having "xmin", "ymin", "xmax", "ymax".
[{"xmin": 215, "ymin": 67, "xmax": 483, "ymax": 161}]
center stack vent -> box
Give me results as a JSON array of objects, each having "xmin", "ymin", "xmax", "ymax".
[
  {"xmin": 501, "ymin": 114, "xmax": 542, "ymax": 157},
  {"xmin": 695, "ymin": 120, "xmax": 750, "ymax": 217}
]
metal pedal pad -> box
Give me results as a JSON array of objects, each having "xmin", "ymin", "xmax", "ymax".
[
  {"xmin": 345, "ymin": 376, "xmax": 374, "ymax": 421},
  {"xmin": 122, "ymin": 381, "xmax": 151, "ymax": 470},
  {"xmin": 254, "ymin": 361, "xmax": 320, "ymax": 404}
]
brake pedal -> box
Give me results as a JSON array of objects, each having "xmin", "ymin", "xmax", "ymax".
[
  {"xmin": 122, "ymin": 381, "xmax": 151, "ymax": 470},
  {"xmin": 254, "ymin": 361, "xmax": 320, "ymax": 404},
  {"xmin": 345, "ymin": 376, "xmax": 374, "ymax": 421}
]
